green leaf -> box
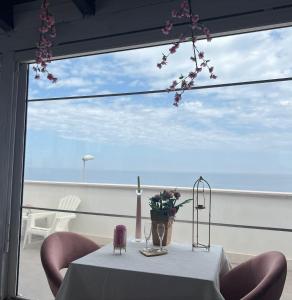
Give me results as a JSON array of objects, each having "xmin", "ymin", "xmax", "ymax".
[{"xmin": 176, "ymin": 198, "xmax": 192, "ymax": 208}]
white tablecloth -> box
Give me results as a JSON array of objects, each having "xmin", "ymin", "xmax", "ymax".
[{"xmin": 56, "ymin": 241, "xmax": 230, "ymax": 300}]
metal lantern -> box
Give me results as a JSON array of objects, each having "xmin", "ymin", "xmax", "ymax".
[{"xmin": 192, "ymin": 176, "xmax": 211, "ymax": 251}]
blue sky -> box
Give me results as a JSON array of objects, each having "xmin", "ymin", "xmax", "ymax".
[{"xmin": 25, "ymin": 26, "xmax": 292, "ymax": 181}]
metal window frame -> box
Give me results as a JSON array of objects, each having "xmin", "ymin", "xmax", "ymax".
[
  {"xmin": 27, "ymin": 76, "xmax": 292, "ymax": 103},
  {"xmin": 22, "ymin": 206, "xmax": 292, "ymax": 233},
  {"xmin": 2, "ymin": 61, "xmax": 28, "ymax": 300}
]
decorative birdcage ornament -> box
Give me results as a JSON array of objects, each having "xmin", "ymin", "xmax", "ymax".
[{"xmin": 192, "ymin": 176, "xmax": 211, "ymax": 251}]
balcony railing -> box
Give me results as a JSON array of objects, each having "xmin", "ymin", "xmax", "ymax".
[
  {"xmin": 22, "ymin": 180, "xmax": 292, "ymax": 258},
  {"xmin": 18, "ymin": 180, "xmax": 292, "ymax": 300}
]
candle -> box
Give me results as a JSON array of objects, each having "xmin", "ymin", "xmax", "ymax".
[
  {"xmin": 113, "ymin": 225, "xmax": 127, "ymax": 254},
  {"xmin": 135, "ymin": 176, "xmax": 142, "ymax": 241}
]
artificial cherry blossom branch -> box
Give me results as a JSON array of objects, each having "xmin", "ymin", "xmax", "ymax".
[
  {"xmin": 33, "ymin": 0, "xmax": 57, "ymax": 82},
  {"xmin": 157, "ymin": 0, "xmax": 217, "ymax": 106}
]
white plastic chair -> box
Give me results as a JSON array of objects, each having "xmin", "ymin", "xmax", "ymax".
[{"xmin": 23, "ymin": 195, "xmax": 81, "ymax": 248}]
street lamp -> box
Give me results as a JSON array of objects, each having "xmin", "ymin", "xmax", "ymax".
[{"xmin": 82, "ymin": 154, "xmax": 95, "ymax": 182}]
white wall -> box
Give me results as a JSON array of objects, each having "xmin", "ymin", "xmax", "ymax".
[{"xmin": 23, "ymin": 180, "xmax": 292, "ymax": 259}]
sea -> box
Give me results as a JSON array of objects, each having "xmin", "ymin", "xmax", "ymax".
[{"xmin": 24, "ymin": 168, "xmax": 292, "ymax": 193}]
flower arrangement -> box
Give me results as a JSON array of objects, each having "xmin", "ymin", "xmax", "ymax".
[
  {"xmin": 33, "ymin": 0, "xmax": 57, "ymax": 82},
  {"xmin": 157, "ymin": 0, "xmax": 217, "ymax": 106},
  {"xmin": 149, "ymin": 190, "xmax": 191, "ymax": 217}
]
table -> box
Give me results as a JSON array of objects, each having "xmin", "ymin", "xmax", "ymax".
[{"xmin": 56, "ymin": 241, "xmax": 230, "ymax": 300}]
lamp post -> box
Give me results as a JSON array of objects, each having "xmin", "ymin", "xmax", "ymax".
[{"xmin": 82, "ymin": 154, "xmax": 94, "ymax": 182}]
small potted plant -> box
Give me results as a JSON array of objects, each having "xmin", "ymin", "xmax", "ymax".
[{"xmin": 149, "ymin": 190, "xmax": 191, "ymax": 246}]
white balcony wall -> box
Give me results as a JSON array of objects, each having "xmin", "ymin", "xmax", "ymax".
[{"xmin": 23, "ymin": 180, "xmax": 292, "ymax": 259}]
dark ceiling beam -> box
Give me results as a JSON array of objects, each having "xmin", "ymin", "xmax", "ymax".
[
  {"xmin": 72, "ymin": 0, "xmax": 96, "ymax": 16},
  {"xmin": 0, "ymin": 0, "xmax": 14, "ymax": 31}
]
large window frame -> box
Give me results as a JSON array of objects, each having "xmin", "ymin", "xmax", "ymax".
[{"xmin": 7, "ymin": 25, "xmax": 292, "ymax": 300}]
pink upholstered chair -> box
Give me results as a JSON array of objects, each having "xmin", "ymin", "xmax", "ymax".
[
  {"xmin": 220, "ymin": 251, "xmax": 287, "ymax": 300},
  {"xmin": 41, "ymin": 231, "xmax": 100, "ymax": 297}
]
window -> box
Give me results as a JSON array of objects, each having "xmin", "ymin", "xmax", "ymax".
[{"xmin": 18, "ymin": 26, "xmax": 292, "ymax": 300}]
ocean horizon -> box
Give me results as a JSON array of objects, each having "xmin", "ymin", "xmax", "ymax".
[{"xmin": 24, "ymin": 168, "xmax": 292, "ymax": 193}]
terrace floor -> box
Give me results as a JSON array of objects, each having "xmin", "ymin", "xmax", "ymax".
[{"xmin": 18, "ymin": 237, "xmax": 292, "ymax": 300}]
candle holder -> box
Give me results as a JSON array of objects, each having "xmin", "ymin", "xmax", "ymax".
[
  {"xmin": 192, "ymin": 176, "xmax": 211, "ymax": 251},
  {"xmin": 113, "ymin": 225, "xmax": 127, "ymax": 254},
  {"xmin": 135, "ymin": 176, "xmax": 143, "ymax": 242},
  {"xmin": 135, "ymin": 189, "xmax": 143, "ymax": 242}
]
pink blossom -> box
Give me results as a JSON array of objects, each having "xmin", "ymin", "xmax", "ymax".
[
  {"xmin": 180, "ymin": 0, "xmax": 189, "ymax": 11},
  {"xmin": 169, "ymin": 80, "xmax": 178, "ymax": 91},
  {"xmin": 203, "ymin": 27, "xmax": 212, "ymax": 41},
  {"xmin": 39, "ymin": 26, "xmax": 48, "ymax": 33},
  {"xmin": 169, "ymin": 43, "xmax": 179, "ymax": 54},
  {"xmin": 188, "ymin": 80, "xmax": 194, "ymax": 89},
  {"xmin": 46, "ymin": 15, "xmax": 55, "ymax": 26},
  {"xmin": 157, "ymin": 0, "xmax": 217, "ymax": 106},
  {"xmin": 203, "ymin": 27, "xmax": 210, "ymax": 35},
  {"xmin": 162, "ymin": 20, "xmax": 173, "ymax": 35},
  {"xmin": 173, "ymin": 92, "xmax": 182, "ymax": 106},
  {"xmin": 47, "ymin": 73, "xmax": 56, "ymax": 81},
  {"xmin": 172, "ymin": 9, "xmax": 178, "ymax": 17},
  {"xmin": 192, "ymin": 14, "xmax": 200, "ymax": 23},
  {"xmin": 181, "ymin": 80, "xmax": 187, "ymax": 89},
  {"xmin": 189, "ymin": 71, "xmax": 197, "ymax": 79},
  {"xmin": 191, "ymin": 14, "xmax": 199, "ymax": 28},
  {"xmin": 174, "ymin": 92, "xmax": 181, "ymax": 101},
  {"xmin": 34, "ymin": 0, "xmax": 57, "ymax": 83},
  {"xmin": 198, "ymin": 52, "xmax": 204, "ymax": 59},
  {"xmin": 172, "ymin": 80, "xmax": 178, "ymax": 86},
  {"xmin": 40, "ymin": 11, "xmax": 47, "ymax": 21},
  {"xmin": 170, "ymin": 47, "xmax": 176, "ymax": 54}
]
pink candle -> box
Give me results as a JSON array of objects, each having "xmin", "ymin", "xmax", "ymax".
[{"xmin": 113, "ymin": 225, "xmax": 127, "ymax": 254}]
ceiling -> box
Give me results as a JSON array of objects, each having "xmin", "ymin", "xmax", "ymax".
[
  {"xmin": 1, "ymin": 0, "xmax": 292, "ymax": 38},
  {"xmin": 1, "ymin": 0, "xmax": 96, "ymax": 31}
]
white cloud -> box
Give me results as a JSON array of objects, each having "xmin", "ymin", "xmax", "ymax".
[
  {"xmin": 26, "ymin": 26, "xmax": 292, "ymax": 159},
  {"xmin": 27, "ymin": 81, "xmax": 292, "ymax": 154}
]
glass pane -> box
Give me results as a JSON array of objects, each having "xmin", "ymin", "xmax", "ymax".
[
  {"xmin": 21, "ymin": 29, "xmax": 292, "ymax": 300},
  {"xmin": 18, "ymin": 209, "xmax": 120, "ymax": 300},
  {"xmin": 28, "ymin": 26, "xmax": 292, "ymax": 99},
  {"xmin": 18, "ymin": 205, "xmax": 292, "ymax": 299},
  {"xmin": 25, "ymin": 81, "xmax": 292, "ymax": 192}
]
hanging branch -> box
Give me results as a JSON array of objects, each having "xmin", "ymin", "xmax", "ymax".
[
  {"xmin": 157, "ymin": 0, "xmax": 217, "ymax": 106},
  {"xmin": 33, "ymin": 0, "xmax": 57, "ymax": 82}
]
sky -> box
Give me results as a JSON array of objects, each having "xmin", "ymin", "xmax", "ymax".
[{"xmin": 25, "ymin": 26, "xmax": 292, "ymax": 183}]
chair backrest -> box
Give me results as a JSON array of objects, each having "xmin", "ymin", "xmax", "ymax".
[
  {"xmin": 41, "ymin": 232, "xmax": 100, "ymax": 297},
  {"xmin": 58, "ymin": 195, "xmax": 81, "ymax": 211},
  {"xmin": 220, "ymin": 251, "xmax": 287, "ymax": 300}
]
